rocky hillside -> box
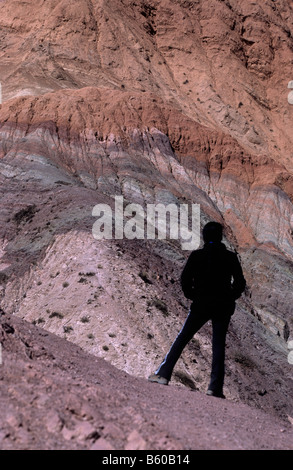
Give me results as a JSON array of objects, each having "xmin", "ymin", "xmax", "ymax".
[
  {"xmin": 0, "ymin": 0, "xmax": 292, "ymax": 449},
  {"xmin": 1, "ymin": 312, "xmax": 293, "ymax": 450}
]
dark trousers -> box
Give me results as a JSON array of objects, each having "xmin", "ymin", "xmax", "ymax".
[{"xmin": 156, "ymin": 301, "xmax": 234, "ymax": 393}]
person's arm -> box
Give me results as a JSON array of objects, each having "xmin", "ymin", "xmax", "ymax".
[
  {"xmin": 231, "ymin": 253, "xmax": 246, "ymax": 300},
  {"xmin": 180, "ymin": 252, "xmax": 196, "ymax": 300}
]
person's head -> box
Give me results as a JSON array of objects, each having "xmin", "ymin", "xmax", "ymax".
[{"xmin": 202, "ymin": 221, "xmax": 223, "ymax": 243}]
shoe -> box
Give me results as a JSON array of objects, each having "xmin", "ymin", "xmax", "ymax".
[
  {"xmin": 148, "ymin": 374, "xmax": 169, "ymax": 385},
  {"xmin": 206, "ymin": 389, "xmax": 225, "ymax": 399}
]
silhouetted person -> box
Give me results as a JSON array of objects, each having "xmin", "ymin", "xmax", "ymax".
[{"xmin": 148, "ymin": 221, "xmax": 246, "ymax": 398}]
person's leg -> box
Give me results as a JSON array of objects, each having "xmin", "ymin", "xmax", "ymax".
[
  {"xmin": 155, "ymin": 307, "xmax": 209, "ymax": 381},
  {"xmin": 208, "ymin": 313, "xmax": 231, "ymax": 396}
]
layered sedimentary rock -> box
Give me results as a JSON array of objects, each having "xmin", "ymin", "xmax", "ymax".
[
  {"xmin": 0, "ymin": 87, "xmax": 292, "ymax": 329},
  {"xmin": 0, "ymin": 0, "xmax": 292, "ymax": 166}
]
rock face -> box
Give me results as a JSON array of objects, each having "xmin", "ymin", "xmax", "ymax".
[
  {"xmin": 0, "ymin": 0, "xmax": 292, "ymax": 449},
  {"xmin": 0, "ymin": 0, "xmax": 293, "ymax": 166}
]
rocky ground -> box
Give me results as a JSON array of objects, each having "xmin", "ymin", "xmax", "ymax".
[{"xmin": 1, "ymin": 312, "xmax": 292, "ymax": 450}]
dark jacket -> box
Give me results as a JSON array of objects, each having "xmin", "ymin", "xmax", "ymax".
[{"xmin": 180, "ymin": 242, "xmax": 246, "ymax": 305}]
